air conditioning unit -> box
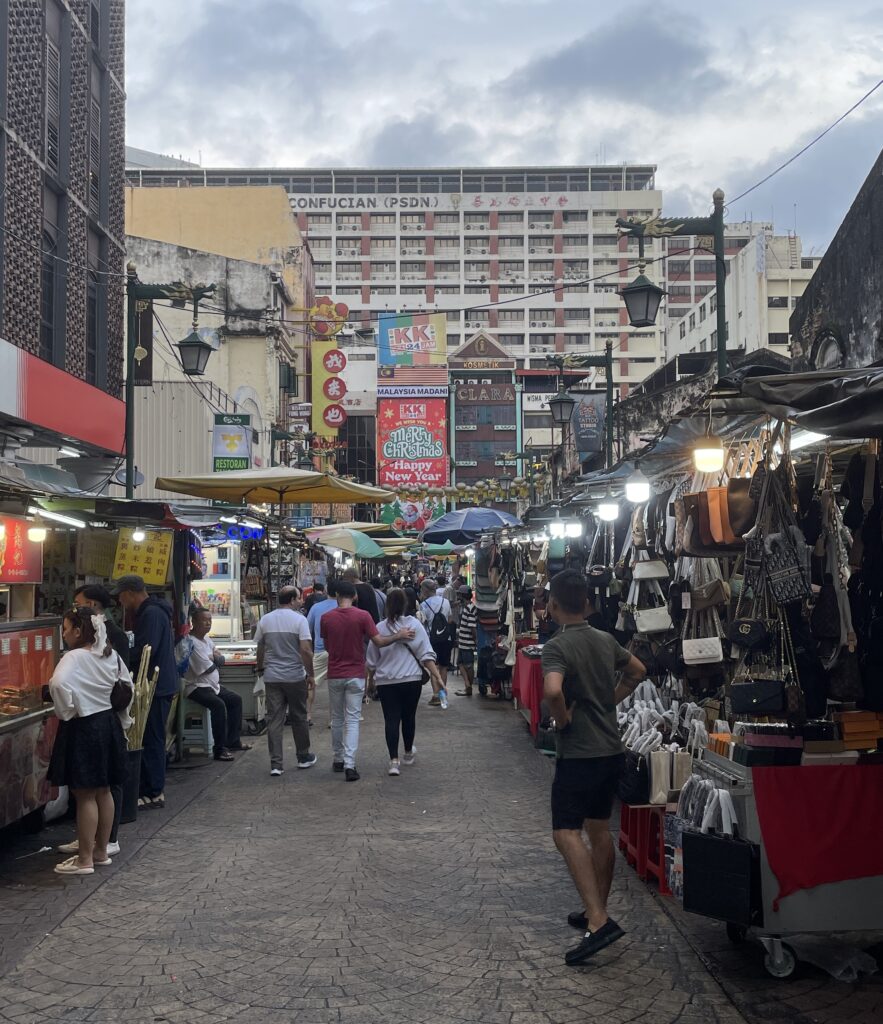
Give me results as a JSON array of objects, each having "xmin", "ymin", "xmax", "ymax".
[
  {"xmin": 530, "ymin": 321, "xmax": 537, "ymax": 327},
  {"xmin": 466, "ymin": 248, "xmax": 472, "ymax": 254},
  {"xmin": 401, "ymin": 248, "xmax": 408, "ymax": 255},
  {"xmin": 529, "ymin": 222, "xmax": 536, "ymax": 229},
  {"xmin": 337, "ymin": 249, "xmax": 344, "ymax": 255},
  {"xmin": 546, "ymin": 247, "xmax": 553, "ymax": 254},
  {"xmin": 401, "ymin": 225, "xmax": 409, "ymax": 231},
  {"xmin": 480, "ymin": 248, "xmax": 487, "ymax": 254},
  {"xmin": 541, "ymin": 321, "xmax": 549, "ymax": 327},
  {"xmin": 529, "ymin": 247, "xmax": 536, "ymax": 254}
]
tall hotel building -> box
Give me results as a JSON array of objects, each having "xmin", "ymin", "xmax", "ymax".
[{"xmin": 127, "ymin": 164, "xmax": 665, "ymax": 392}]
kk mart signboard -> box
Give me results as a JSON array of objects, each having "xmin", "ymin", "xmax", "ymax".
[
  {"xmin": 377, "ymin": 312, "xmax": 447, "ymax": 367},
  {"xmin": 213, "ymin": 413, "xmax": 252, "ymax": 471}
]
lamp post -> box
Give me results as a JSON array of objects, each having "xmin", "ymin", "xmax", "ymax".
[
  {"xmin": 548, "ymin": 387, "xmax": 576, "ymax": 500},
  {"xmin": 125, "ymin": 264, "xmax": 217, "ymax": 498},
  {"xmin": 617, "ymin": 188, "xmax": 728, "ymax": 380},
  {"xmin": 546, "ymin": 342, "xmax": 615, "ymax": 469}
]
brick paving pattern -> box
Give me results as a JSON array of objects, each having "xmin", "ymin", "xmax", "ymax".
[{"xmin": 1, "ymin": 686, "xmax": 880, "ymax": 1023}]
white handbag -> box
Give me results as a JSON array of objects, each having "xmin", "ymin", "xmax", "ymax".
[
  {"xmin": 681, "ymin": 636, "xmax": 724, "ymax": 665},
  {"xmin": 634, "ymin": 606, "xmax": 674, "ymax": 635},
  {"xmin": 633, "ymin": 559, "xmax": 670, "ymax": 581}
]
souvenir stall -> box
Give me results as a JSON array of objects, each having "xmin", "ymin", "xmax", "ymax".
[{"xmin": 575, "ymin": 371, "xmax": 883, "ymax": 979}]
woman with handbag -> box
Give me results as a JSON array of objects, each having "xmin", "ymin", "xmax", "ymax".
[
  {"xmin": 47, "ymin": 606, "xmax": 132, "ymax": 875},
  {"xmin": 366, "ymin": 589, "xmax": 445, "ymax": 777}
]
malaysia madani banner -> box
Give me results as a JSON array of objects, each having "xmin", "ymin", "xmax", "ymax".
[
  {"xmin": 377, "ymin": 397, "xmax": 450, "ymax": 489},
  {"xmin": 377, "ymin": 312, "xmax": 447, "ymax": 367}
]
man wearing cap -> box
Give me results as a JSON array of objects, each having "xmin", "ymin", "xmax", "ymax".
[{"xmin": 114, "ymin": 575, "xmax": 178, "ymax": 809}]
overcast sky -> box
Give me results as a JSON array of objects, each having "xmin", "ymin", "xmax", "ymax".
[{"xmin": 126, "ymin": 0, "xmax": 883, "ymax": 252}]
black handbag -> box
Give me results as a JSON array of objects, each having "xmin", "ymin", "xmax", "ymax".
[
  {"xmin": 727, "ymin": 618, "xmax": 772, "ymax": 652},
  {"xmin": 587, "ymin": 565, "xmax": 612, "ymax": 589},
  {"xmin": 682, "ymin": 829, "xmax": 763, "ymax": 927},
  {"xmin": 110, "ymin": 655, "xmax": 133, "ymax": 712},
  {"xmin": 617, "ymin": 749, "xmax": 650, "ymax": 805},
  {"xmin": 764, "ymin": 531, "xmax": 811, "ymax": 605},
  {"xmin": 729, "ymin": 675, "xmax": 785, "ymax": 715}
]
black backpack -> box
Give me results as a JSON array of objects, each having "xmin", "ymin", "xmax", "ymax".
[{"xmin": 425, "ymin": 598, "xmax": 450, "ymax": 643}]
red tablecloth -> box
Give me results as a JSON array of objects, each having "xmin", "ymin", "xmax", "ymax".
[
  {"xmin": 512, "ymin": 650, "xmax": 543, "ymax": 736},
  {"xmin": 753, "ymin": 764, "xmax": 883, "ymax": 909}
]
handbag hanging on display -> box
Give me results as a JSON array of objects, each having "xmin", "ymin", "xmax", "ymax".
[
  {"xmin": 632, "ymin": 559, "xmax": 670, "ymax": 581},
  {"xmin": 634, "ymin": 605, "xmax": 674, "ymax": 635}
]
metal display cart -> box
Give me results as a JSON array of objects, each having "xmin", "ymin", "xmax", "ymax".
[{"xmin": 689, "ymin": 750, "xmax": 883, "ymax": 978}]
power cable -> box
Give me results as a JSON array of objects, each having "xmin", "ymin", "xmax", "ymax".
[{"xmin": 727, "ymin": 77, "xmax": 883, "ymax": 206}]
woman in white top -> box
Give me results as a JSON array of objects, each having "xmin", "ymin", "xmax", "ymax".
[
  {"xmin": 48, "ymin": 607, "xmax": 132, "ymax": 875},
  {"xmin": 366, "ymin": 589, "xmax": 444, "ymax": 776}
]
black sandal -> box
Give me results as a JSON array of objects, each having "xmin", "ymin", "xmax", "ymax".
[{"xmin": 214, "ymin": 750, "xmax": 235, "ymax": 762}]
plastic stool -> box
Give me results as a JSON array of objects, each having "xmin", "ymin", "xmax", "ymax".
[
  {"xmin": 182, "ymin": 700, "xmax": 214, "ymax": 755},
  {"xmin": 619, "ymin": 804, "xmax": 649, "ymax": 876},
  {"xmin": 644, "ymin": 806, "xmax": 672, "ymax": 896}
]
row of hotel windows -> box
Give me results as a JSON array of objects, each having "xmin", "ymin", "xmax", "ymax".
[
  {"xmin": 311, "ymin": 236, "xmax": 632, "ymax": 250},
  {"xmin": 304, "ymin": 210, "xmax": 656, "ymax": 229},
  {"xmin": 318, "ymin": 260, "xmax": 610, "ymax": 274},
  {"xmin": 326, "ymin": 286, "xmax": 622, "ymax": 299}
]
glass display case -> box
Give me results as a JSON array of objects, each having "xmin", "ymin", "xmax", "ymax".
[{"xmin": 0, "ymin": 619, "xmax": 61, "ymax": 723}]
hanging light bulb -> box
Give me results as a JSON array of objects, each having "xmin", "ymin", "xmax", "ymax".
[
  {"xmin": 625, "ymin": 467, "xmax": 650, "ymax": 504},
  {"xmin": 549, "ymin": 520, "xmax": 566, "ymax": 538},
  {"xmin": 693, "ymin": 433, "xmax": 725, "ymax": 473},
  {"xmin": 597, "ymin": 500, "xmax": 619, "ymax": 522},
  {"xmin": 132, "ymin": 526, "xmax": 147, "ymax": 543},
  {"xmin": 27, "ymin": 517, "xmax": 47, "ymax": 543}
]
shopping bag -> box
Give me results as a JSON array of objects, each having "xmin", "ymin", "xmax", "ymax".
[
  {"xmin": 617, "ymin": 749, "xmax": 650, "ymax": 805},
  {"xmin": 649, "ymin": 749, "xmax": 671, "ymax": 805}
]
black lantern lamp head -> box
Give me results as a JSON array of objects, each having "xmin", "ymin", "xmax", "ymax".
[
  {"xmin": 620, "ymin": 269, "xmax": 666, "ymax": 329},
  {"xmin": 548, "ymin": 388, "xmax": 576, "ymax": 427},
  {"xmin": 176, "ymin": 328, "xmax": 213, "ymax": 375}
]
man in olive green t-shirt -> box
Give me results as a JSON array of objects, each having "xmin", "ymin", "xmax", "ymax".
[{"xmin": 542, "ymin": 569, "xmax": 646, "ymax": 966}]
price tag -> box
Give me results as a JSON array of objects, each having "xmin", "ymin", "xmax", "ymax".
[
  {"xmin": 681, "ymin": 592, "xmax": 692, "ymax": 610},
  {"xmin": 1, "ymin": 638, "xmax": 9, "ymax": 655},
  {"xmin": 35, "ymin": 635, "xmax": 43, "ymax": 651},
  {"xmin": 45, "ymin": 635, "xmax": 54, "ymax": 651},
  {"xmin": 19, "ymin": 637, "xmax": 28, "ymax": 654}
]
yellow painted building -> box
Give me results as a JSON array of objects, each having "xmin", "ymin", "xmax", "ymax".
[{"xmin": 124, "ymin": 186, "xmax": 314, "ymax": 470}]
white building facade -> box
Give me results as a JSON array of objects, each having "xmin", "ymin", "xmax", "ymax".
[
  {"xmin": 126, "ymin": 164, "xmax": 666, "ymax": 394},
  {"xmin": 668, "ymin": 233, "xmax": 823, "ymax": 360}
]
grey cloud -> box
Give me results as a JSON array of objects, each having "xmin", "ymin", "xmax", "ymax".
[
  {"xmin": 498, "ymin": 3, "xmax": 728, "ymax": 111},
  {"xmin": 362, "ymin": 115, "xmax": 482, "ymax": 166}
]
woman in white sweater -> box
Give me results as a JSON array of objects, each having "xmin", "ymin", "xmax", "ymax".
[
  {"xmin": 366, "ymin": 588, "xmax": 444, "ymax": 776},
  {"xmin": 48, "ymin": 607, "xmax": 132, "ymax": 875}
]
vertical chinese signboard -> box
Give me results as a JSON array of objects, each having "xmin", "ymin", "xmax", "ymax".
[
  {"xmin": 377, "ymin": 312, "xmax": 448, "ymax": 367},
  {"xmin": 312, "ymin": 339, "xmax": 349, "ymax": 439},
  {"xmin": 0, "ymin": 516, "xmax": 44, "ymax": 583},
  {"xmin": 377, "ymin": 398, "xmax": 449, "ymax": 489}
]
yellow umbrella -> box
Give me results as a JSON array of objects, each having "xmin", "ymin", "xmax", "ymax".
[{"xmin": 154, "ymin": 467, "xmax": 393, "ymax": 505}]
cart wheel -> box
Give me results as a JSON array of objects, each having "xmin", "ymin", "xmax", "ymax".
[
  {"xmin": 726, "ymin": 923, "xmax": 747, "ymax": 945},
  {"xmin": 764, "ymin": 944, "xmax": 796, "ymax": 979}
]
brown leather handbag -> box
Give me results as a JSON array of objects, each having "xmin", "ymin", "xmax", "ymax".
[
  {"xmin": 708, "ymin": 486, "xmax": 743, "ymax": 546},
  {"xmin": 696, "ymin": 492, "xmax": 715, "ymax": 546}
]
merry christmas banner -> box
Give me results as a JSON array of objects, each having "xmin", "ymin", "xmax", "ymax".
[{"xmin": 377, "ymin": 397, "xmax": 450, "ymax": 490}]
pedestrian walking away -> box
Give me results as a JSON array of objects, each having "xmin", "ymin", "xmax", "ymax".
[
  {"xmin": 541, "ymin": 569, "xmax": 647, "ymax": 965},
  {"xmin": 255, "ymin": 587, "xmax": 317, "ymax": 775},
  {"xmin": 320, "ymin": 581, "xmax": 414, "ymax": 781},
  {"xmin": 113, "ymin": 574, "xmax": 177, "ymax": 810},
  {"xmin": 454, "ymin": 585, "xmax": 478, "ymax": 696},
  {"xmin": 366, "ymin": 588, "xmax": 444, "ymax": 776},
  {"xmin": 306, "ymin": 579, "xmax": 338, "ymax": 727},
  {"xmin": 180, "ymin": 608, "xmax": 252, "ymax": 762},
  {"xmin": 418, "ymin": 579, "xmax": 453, "ymax": 708},
  {"xmin": 47, "ymin": 607, "xmax": 132, "ymax": 875}
]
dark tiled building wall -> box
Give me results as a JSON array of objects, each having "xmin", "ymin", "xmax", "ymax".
[{"xmin": 1, "ymin": 0, "xmax": 125, "ymax": 397}]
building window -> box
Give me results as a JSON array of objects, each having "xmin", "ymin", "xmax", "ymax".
[
  {"xmin": 369, "ymin": 213, "xmax": 395, "ymax": 227},
  {"xmin": 88, "ymin": 95, "xmax": 101, "ymax": 215},
  {"xmin": 668, "ymin": 261, "xmax": 691, "ymax": 278},
  {"xmin": 498, "ymin": 309, "xmax": 523, "ymax": 323},
  {"xmin": 306, "ymin": 214, "xmax": 331, "ymax": 228},
  {"xmin": 565, "ymin": 334, "xmax": 590, "ymax": 346},
  {"xmin": 768, "ymin": 333, "xmax": 789, "ymax": 346},
  {"xmin": 40, "ymin": 233, "xmax": 57, "ymax": 363},
  {"xmin": 679, "ymin": 322, "xmax": 686, "ymax": 339},
  {"xmin": 434, "ymin": 213, "xmax": 459, "ymax": 226},
  {"xmin": 710, "ymin": 293, "xmax": 717, "ymax": 312},
  {"xmin": 667, "ymin": 238, "xmax": 691, "ymax": 251},
  {"xmin": 44, "ymin": 40, "xmax": 61, "ymax": 175},
  {"xmin": 699, "ymin": 305, "xmax": 707, "ymax": 322},
  {"xmin": 767, "ymin": 295, "xmax": 788, "ymax": 308},
  {"xmin": 497, "ymin": 213, "xmax": 523, "ymax": 226},
  {"xmin": 446, "ymin": 311, "xmax": 460, "ymax": 323},
  {"xmin": 695, "ymin": 260, "xmax": 716, "ymax": 274},
  {"xmin": 498, "ymin": 334, "xmax": 524, "ymax": 347},
  {"xmin": 689, "ymin": 313, "xmax": 696, "ymax": 330},
  {"xmin": 85, "ymin": 230, "xmax": 103, "ymax": 385},
  {"xmin": 668, "ymin": 285, "xmax": 692, "ymax": 299}
]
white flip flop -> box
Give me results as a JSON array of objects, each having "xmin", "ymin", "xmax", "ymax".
[{"xmin": 54, "ymin": 856, "xmax": 94, "ymax": 875}]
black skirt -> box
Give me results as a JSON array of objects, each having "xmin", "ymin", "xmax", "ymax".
[{"xmin": 48, "ymin": 709, "xmax": 127, "ymax": 789}]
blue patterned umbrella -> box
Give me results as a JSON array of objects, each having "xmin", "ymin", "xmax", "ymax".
[{"xmin": 421, "ymin": 508, "xmax": 521, "ymax": 545}]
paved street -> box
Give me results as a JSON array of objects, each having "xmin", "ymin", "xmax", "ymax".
[{"xmin": 1, "ymin": 685, "xmax": 881, "ymax": 1024}]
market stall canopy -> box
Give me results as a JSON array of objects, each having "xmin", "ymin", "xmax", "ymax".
[
  {"xmin": 422, "ymin": 508, "xmax": 521, "ymax": 545},
  {"xmin": 313, "ymin": 528, "xmax": 386, "ymax": 559},
  {"xmin": 304, "ymin": 521, "xmax": 388, "ymax": 536},
  {"xmin": 155, "ymin": 467, "xmax": 394, "ymax": 505},
  {"xmin": 739, "ymin": 369, "xmax": 883, "ymax": 438}
]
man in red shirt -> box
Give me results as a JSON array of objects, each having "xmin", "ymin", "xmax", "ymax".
[{"xmin": 321, "ymin": 581, "xmax": 413, "ymax": 781}]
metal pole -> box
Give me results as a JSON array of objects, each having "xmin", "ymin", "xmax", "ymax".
[
  {"xmin": 712, "ymin": 188, "xmax": 727, "ymax": 380},
  {"xmin": 125, "ymin": 263, "xmax": 137, "ymax": 498},
  {"xmin": 605, "ymin": 340, "xmax": 614, "ymax": 469}
]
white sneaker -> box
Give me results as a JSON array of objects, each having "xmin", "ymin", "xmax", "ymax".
[
  {"xmin": 106, "ymin": 841, "xmax": 121, "ymax": 856},
  {"xmin": 388, "ymin": 759, "xmax": 401, "ymax": 776},
  {"xmin": 57, "ymin": 839, "xmax": 79, "ymax": 854},
  {"xmin": 270, "ymin": 767, "xmax": 284, "ymax": 776},
  {"xmin": 402, "ymin": 747, "xmax": 417, "ymax": 766}
]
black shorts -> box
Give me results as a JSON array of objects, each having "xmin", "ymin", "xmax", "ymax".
[
  {"xmin": 457, "ymin": 648, "xmax": 475, "ymax": 667},
  {"xmin": 551, "ymin": 754, "xmax": 625, "ymax": 831}
]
